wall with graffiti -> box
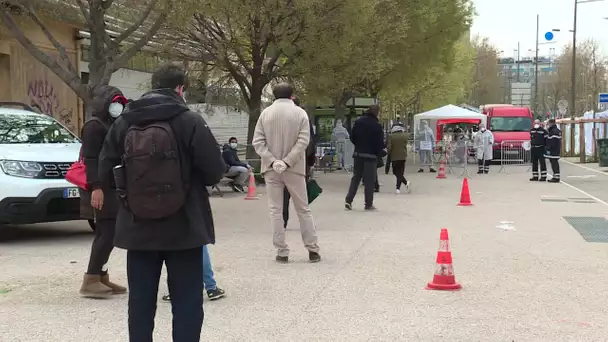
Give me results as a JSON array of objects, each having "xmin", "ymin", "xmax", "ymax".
[{"xmin": 0, "ymin": 19, "xmax": 79, "ymax": 132}]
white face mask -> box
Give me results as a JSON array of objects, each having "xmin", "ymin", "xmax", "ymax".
[
  {"xmin": 480, "ymin": 127, "xmax": 486, "ymax": 132},
  {"xmin": 229, "ymin": 142, "xmax": 238, "ymax": 149},
  {"xmin": 534, "ymin": 124, "xmax": 540, "ymax": 129},
  {"xmin": 108, "ymin": 102, "xmax": 124, "ymax": 118}
]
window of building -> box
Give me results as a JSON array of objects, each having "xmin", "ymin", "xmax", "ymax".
[{"xmin": 81, "ymin": 45, "xmax": 90, "ymax": 62}]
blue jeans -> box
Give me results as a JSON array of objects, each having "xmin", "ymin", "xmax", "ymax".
[{"xmin": 202, "ymin": 245, "xmax": 217, "ymax": 291}]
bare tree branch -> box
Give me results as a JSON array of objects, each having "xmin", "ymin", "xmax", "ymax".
[
  {"xmin": 112, "ymin": 0, "xmax": 158, "ymax": 45},
  {"xmin": 114, "ymin": 0, "xmax": 171, "ymax": 68}
]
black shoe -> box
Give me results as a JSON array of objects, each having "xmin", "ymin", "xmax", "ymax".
[
  {"xmin": 207, "ymin": 288, "xmax": 226, "ymax": 301},
  {"xmin": 483, "ymin": 171, "xmax": 489, "ymax": 174},
  {"xmin": 309, "ymin": 252, "xmax": 321, "ymax": 263},
  {"xmin": 539, "ymin": 177, "xmax": 547, "ymax": 182},
  {"xmin": 283, "ymin": 220, "xmax": 288, "ymax": 229},
  {"xmin": 477, "ymin": 170, "xmax": 483, "ymax": 174},
  {"xmin": 548, "ymin": 178, "xmax": 560, "ymax": 183},
  {"xmin": 374, "ymin": 188, "xmax": 380, "ymax": 193},
  {"xmin": 429, "ymin": 168, "xmax": 436, "ymax": 173},
  {"xmin": 234, "ymin": 184, "xmax": 245, "ymax": 193},
  {"xmin": 364, "ymin": 205, "xmax": 378, "ymax": 211},
  {"xmin": 529, "ymin": 177, "xmax": 539, "ymax": 181},
  {"xmin": 345, "ymin": 202, "xmax": 352, "ymax": 210},
  {"xmin": 418, "ymin": 169, "xmax": 424, "ymax": 173},
  {"xmin": 161, "ymin": 294, "xmax": 171, "ymax": 302},
  {"xmin": 276, "ymin": 255, "xmax": 289, "ymax": 263}
]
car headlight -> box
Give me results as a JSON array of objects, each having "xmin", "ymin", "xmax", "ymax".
[{"xmin": 0, "ymin": 160, "xmax": 43, "ymax": 178}]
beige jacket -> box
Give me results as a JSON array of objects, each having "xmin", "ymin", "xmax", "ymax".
[{"xmin": 252, "ymin": 99, "xmax": 310, "ymax": 176}]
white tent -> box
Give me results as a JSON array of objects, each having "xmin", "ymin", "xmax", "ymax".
[{"xmin": 413, "ymin": 104, "xmax": 487, "ymax": 134}]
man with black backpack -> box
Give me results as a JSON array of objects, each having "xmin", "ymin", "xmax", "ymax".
[{"xmin": 98, "ymin": 64, "xmax": 225, "ymax": 342}]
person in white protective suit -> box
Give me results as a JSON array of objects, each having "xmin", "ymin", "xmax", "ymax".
[
  {"xmin": 331, "ymin": 119, "xmax": 350, "ymax": 169},
  {"xmin": 417, "ymin": 121, "xmax": 436, "ymax": 173},
  {"xmin": 473, "ymin": 123, "xmax": 494, "ymax": 174}
]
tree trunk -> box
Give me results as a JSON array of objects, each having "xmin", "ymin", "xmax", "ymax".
[{"xmin": 246, "ymin": 89, "xmax": 263, "ymax": 160}]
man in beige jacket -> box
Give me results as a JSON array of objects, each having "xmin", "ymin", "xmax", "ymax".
[{"xmin": 252, "ymin": 83, "xmax": 321, "ymax": 263}]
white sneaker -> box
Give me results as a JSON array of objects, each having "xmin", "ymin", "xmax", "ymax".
[
  {"xmin": 395, "ymin": 189, "xmax": 401, "ymax": 194},
  {"xmin": 405, "ymin": 182, "xmax": 411, "ymax": 193}
]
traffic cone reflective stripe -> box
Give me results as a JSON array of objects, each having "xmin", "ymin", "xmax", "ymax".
[
  {"xmin": 457, "ymin": 177, "xmax": 472, "ymax": 206},
  {"xmin": 436, "ymin": 159, "xmax": 446, "ymax": 179},
  {"xmin": 426, "ymin": 228, "xmax": 461, "ymax": 291},
  {"xmin": 244, "ymin": 172, "xmax": 259, "ymax": 200}
]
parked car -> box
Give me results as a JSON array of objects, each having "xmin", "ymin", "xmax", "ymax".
[{"xmin": 0, "ymin": 102, "xmax": 92, "ymax": 229}]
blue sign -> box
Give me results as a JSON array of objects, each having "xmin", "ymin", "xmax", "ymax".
[
  {"xmin": 545, "ymin": 32, "xmax": 554, "ymax": 41},
  {"xmin": 599, "ymin": 93, "xmax": 608, "ymax": 103}
]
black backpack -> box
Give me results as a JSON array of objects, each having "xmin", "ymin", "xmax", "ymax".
[{"xmin": 122, "ymin": 121, "xmax": 186, "ymax": 219}]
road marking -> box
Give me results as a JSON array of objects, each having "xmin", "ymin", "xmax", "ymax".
[
  {"xmin": 559, "ymin": 180, "xmax": 608, "ymax": 208},
  {"xmin": 562, "ymin": 160, "xmax": 608, "ymax": 176},
  {"xmin": 566, "ymin": 175, "xmax": 597, "ymax": 179}
]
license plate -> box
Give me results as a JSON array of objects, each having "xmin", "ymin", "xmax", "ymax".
[{"xmin": 63, "ymin": 188, "xmax": 80, "ymax": 198}]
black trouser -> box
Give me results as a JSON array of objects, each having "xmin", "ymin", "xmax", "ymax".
[
  {"xmin": 385, "ymin": 154, "xmax": 391, "ymax": 174},
  {"xmin": 548, "ymin": 158, "xmax": 560, "ymax": 179},
  {"xmin": 391, "ymin": 160, "xmax": 408, "ymax": 189},
  {"xmin": 283, "ymin": 187, "xmax": 290, "ymax": 227},
  {"xmin": 477, "ymin": 159, "xmax": 490, "ymax": 173},
  {"xmin": 531, "ymin": 146, "xmax": 547, "ymax": 179},
  {"xmin": 346, "ymin": 157, "xmax": 377, "ymax": 207},
  {"xmin": 127, "ymin": 248, "xmax": 204, "ymax": 342},
  {"xmin": 86, "ymin": 218, "xmax": 116, "ymax": 275}
]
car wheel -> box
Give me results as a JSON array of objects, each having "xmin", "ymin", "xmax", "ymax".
[{"xmin": 88, "ymin": 219, "xmax": 96, "ymax": 231}]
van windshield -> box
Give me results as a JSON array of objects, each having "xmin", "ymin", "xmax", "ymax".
[
  {"xmin": 489, "ymin": 117, "xmax": 532, "ymax": 132},
  {"xmin": 0, "ymin": 113, "xmax": 80, "ymax": 144}
]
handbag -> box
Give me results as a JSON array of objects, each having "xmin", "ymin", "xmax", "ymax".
[
  {"xmin": 65, "ymin": 149, "xmax": 89, "ymax": 190},
  {"xmin": 306, "ymin": 178, "xmax": 322, "ymax": 204},
  {"xmin": 65, "ymin": 118, "xmax": 107, "ymax": 191}
]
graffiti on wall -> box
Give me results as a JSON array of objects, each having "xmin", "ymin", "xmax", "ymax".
[{"xmin": 27, "ymin": 79, "xmax": 75, "ymax": 131}]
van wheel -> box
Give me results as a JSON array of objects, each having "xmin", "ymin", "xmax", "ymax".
[{"xmin": 88, "ymin": 219, "xmax": 96, "ymax": 231}]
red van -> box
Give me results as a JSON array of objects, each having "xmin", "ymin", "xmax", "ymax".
[{"xmin": 485, "ymin": 106, "xmax": 533, "ymax": 160}]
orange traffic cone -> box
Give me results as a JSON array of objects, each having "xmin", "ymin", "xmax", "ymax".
[
  {"xmin": 426, "ymin": 228, "xmax": 461, "ymax": 291},
  {"xmin": 436, "ymin": 159, "xmax": 447, "ymax": 179},
  {"xmin": 457, "ymin": 177, "xmax": 472, "ymax": 206},
  {"xmin": 244, "ymin": 173, "xmax": 259, "ymax": 200}
]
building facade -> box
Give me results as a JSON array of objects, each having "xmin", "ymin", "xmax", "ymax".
[{"xmin": 0, "ymin": 18, "xmax": 81, "ymax": 132}]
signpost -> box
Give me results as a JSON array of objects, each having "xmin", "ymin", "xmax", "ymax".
[{"xmin": 599, "ymin": 93, "xmax": 608, "ymax": 111}]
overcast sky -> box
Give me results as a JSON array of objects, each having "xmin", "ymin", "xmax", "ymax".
[{"xmin": 471, "ymin": 0, "xmax": 608, "ymax": 58}]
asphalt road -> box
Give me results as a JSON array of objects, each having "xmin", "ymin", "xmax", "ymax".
[{"xmin": 559, "ymin": 160, "xmax": 608, "ymax": 203}]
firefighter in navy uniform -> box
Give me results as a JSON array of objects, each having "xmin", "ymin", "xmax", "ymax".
[
  {"xmin": 545, "ymin": 118, "xmax": 562, "ymax": 183},
  {"xmin": 529, "ymin": 119, "xmax": 548, "ymax": 181}
]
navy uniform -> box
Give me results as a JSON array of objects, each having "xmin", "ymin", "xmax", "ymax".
[
  {"xmin": 545, "ymin": 123, "xmax": 562, "ymax": 183},
  {"xmin": 529, "ymin": 124, "xmax": 548, "ymax": 181}
]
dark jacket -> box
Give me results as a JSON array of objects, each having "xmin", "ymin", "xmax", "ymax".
[
  {"xmin": 351, "ymin": 113, "xmax": 384, "ymax": 159},
  {"xmin": 222, "ymin": 144, "xmax": 248, "ymax": 170},
  {"xmin": 80, "ymin": 86, "xmax": 123, "ymax": 220},
  {"xmin": 98, "ymin": 89, "xmax": 226, "ymax": 251},
  {"xmin": 530, "ymin": 126, "xmax": 548, "ymax": 147},
  {"xmin": 545, "ymin": 125, "xmax": 562, "ymax": 158}
]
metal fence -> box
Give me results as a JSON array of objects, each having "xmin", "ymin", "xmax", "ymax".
[{"xmin": 497, "ymin": 140, "xmax": 532, "ymax": 173}]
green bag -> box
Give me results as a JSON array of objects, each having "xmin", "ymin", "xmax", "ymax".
[{"xmin": 307, "ymin": 179, "xmax": 322, "ymax": 204}]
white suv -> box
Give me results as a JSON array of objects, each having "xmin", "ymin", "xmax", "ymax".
[{"xmin": 0, "ymin": 102, "xmax": 84, "ymax": 227}]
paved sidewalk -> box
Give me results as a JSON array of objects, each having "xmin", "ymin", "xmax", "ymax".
[{"xmin": 1, "ymin": 167, "xmax": 608, "ymax": 341}]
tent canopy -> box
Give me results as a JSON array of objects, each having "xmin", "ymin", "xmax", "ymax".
[{"xmin": 413, "ymin": 104, "xmax": 487, "ymax": 133}]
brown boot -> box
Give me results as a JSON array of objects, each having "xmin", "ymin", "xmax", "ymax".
[
  {"xmin": 79, "ymin": 274, "xmax": 112, "ymax": 299},
  {"xmin": 101, "ymin": 274, "xmax": 127, "ymax": 294}
]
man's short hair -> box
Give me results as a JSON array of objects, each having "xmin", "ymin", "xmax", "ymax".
[
  {"xmin": 548, "ymin": 119, "xmax": 556, "ymax": 125},
  {"xmin": 272, "ymin": 82, "xmax": 294, "ymax": 99},
  {"xmin": 228, "ymin": 137, "xmax": 238, "ymax": 142},
  {"xmin": 367, "ymin": 104, "xmax": 380, "ymax": 116},
  {"xmin": 151, "ymin": 64, "xmax": 188, "ymax": 90}
]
